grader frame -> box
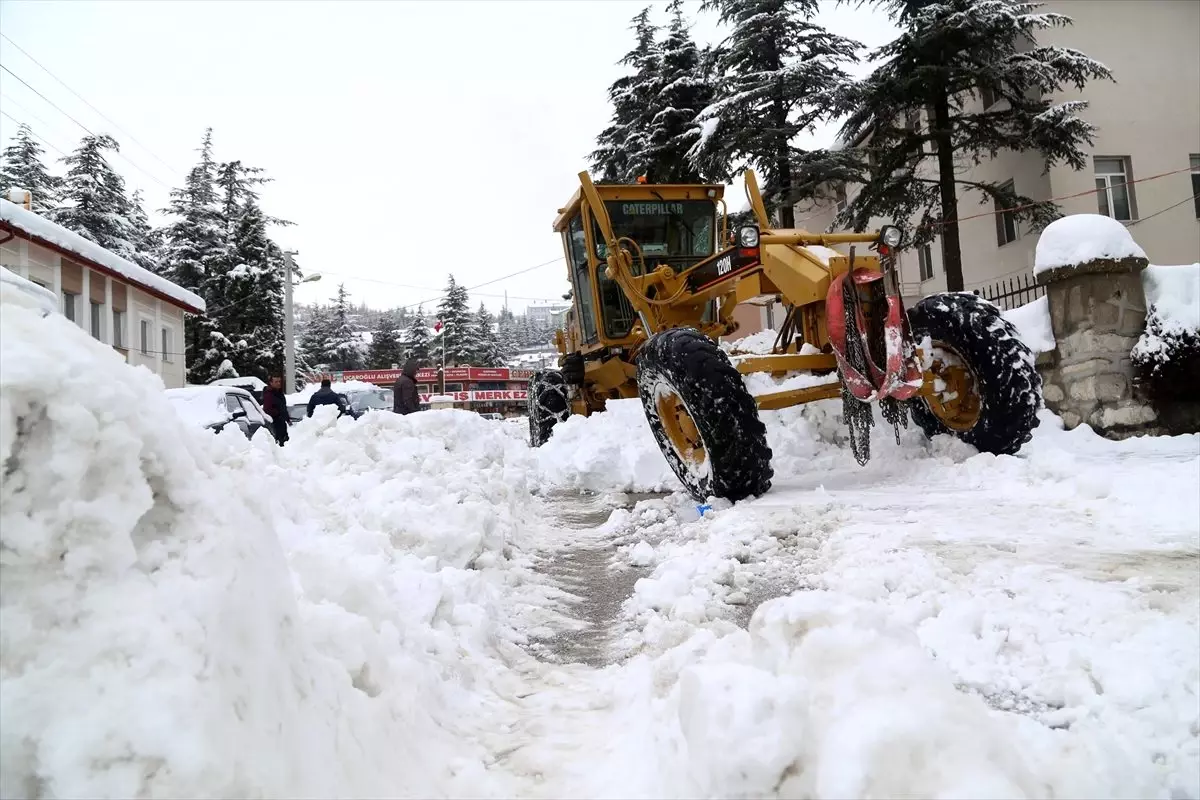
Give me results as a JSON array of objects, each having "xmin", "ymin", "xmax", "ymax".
[{"xmin": 533, "ymin": 168, "xmax": 1037, "ymax": 502}]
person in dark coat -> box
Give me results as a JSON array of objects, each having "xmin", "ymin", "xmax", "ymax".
[
  {"xmin": 307, "ymin": 378, "xmax": 348, "ymax": 418},
  {"xmin": 392, "ymin": 358, "xmax": 422, "ymax": 415},
  {"xmin": 261, "ymin": 374, "xmax": 291, "ymax": 445}
]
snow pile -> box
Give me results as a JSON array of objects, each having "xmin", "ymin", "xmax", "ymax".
[
  {"xmin": 1002, "ymin": 295, "xmax": 1056, "ymax": 354},
  {"xmin": 0, "ymin": 289, "xmax": 545, "ymax": 797},
  {"xmin": 165, "ymin": 385, "xmax": 237, "ymax": 428},
  {"xmin": 721, "ymin": 328, "xmax": 779, "ymax": 355},
  {"xmin": 0, "ymin": 198, "xmax": 205, "ymax": 312},
  {"xmin": 1033, "ymin": 213, "xmax": 1146, "ymax": 275},
  {"xmin": 1141, "ymin": 262, "xmax": 1200, "ymax": 337},
  {"xmin": 1132, "ymin": 263, "xmax": 1200, "ymax": 405},
  {"xmin": 536, "ymin": 398, "xmax": 681, "ymax": 494},
  {"xmin": 0, "ymin": 266, "xmax": 57, "ymax": 316}
]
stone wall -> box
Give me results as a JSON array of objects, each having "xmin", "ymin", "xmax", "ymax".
[{"xmin": 1035, "ymin": 255, "xmax": 1162, "ymax": 438}]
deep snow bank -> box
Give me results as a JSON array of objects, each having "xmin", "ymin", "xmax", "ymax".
[
  {"xmin": 1034, "ymin": 213, "xmax": 1146, "ymax": 275},
  {"xmin": 0, "ymin": 292, "xmax": 542, "ymax": 798}
]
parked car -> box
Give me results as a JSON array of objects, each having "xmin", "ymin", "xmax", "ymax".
[
  {"xmin": 165, "ymin": 385, "xmax": 271, "ymax": 440},
  {"xmin": 479, "ymin": 412, "xmax": 503, "ymax": 421},
  {"xmin": 342, "ymin": 388, "xmax": 394, "ymax": 419},
  {"xmin": 209, "ymin": 376, "xmax": 266, "ymax": 404}
]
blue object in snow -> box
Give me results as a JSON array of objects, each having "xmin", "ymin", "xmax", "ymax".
[{"xmin": 697, "ymin": 504, "xmax": 713, "ymax": 517}]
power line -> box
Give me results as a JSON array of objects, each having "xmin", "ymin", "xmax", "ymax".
[
  {"xmin": 0, "ymin": 32, "xmax": 180, "ymax": 176},
  {"xmin": 314, "ymin": 268, "xmax": 567, "ymax": 304},
  {"xmin": 0, "ymin": 109, "xmax": 67, "ymax": 157},
  {"xmin": 0, "ymin": 62, "xmax": 175, "ymax": 190}
]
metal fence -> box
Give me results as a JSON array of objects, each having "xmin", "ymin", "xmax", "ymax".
[{"xmin": 974, "ymin": 272, "xmax": 1044, "ymax": 311}]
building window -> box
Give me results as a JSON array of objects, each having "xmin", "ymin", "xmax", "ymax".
[
  {"xmin": 112, "ymin": 310, "xmax": 125, "ymax": 349},
  {"xmin": 161, "ymin": 327, "xmax": 174, "ymax": 363},
  {"xmin": 30, "ymin": 277, "xmax": 48, "ymax": 289},
  {"xmin": 90, "ymin": 301, "xmax": 102, "ymax": 339},
  {"xmin": 140, "ymin": 319, "xmax": 150, "ymax": 355},
  {"xmin": 918, "ymin": 242, "xmax": 935, "ymax": 282},
  {"xmin": 62, "ymin": 291, "xmax": 77, "ymax": 322},
  {"xmin": 995, "ymin": 180, "xmax": 1019, "ymax": 246},
  {"xmin": 834, "ymin": 184, "xmax": 847, "ymax": 213},
  {"xmin": 1191, "ymin": 154, "xmax": 1200, "ymax": 218},
  {"xmin": 1094, "ymin": 156, "xmax": 1135, "ymax": 221},
  {"xmin": 904, "ymin": 109, "xmax": 920, "ymax": 132},
  {"xmin": 925, "ymin": 105, "xmax": 939, "ymax": 153}
]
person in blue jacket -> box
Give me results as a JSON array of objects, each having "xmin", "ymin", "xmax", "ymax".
[{"xmin": 306, "ymin": 378, "xmax": 348, "ymax": 418}]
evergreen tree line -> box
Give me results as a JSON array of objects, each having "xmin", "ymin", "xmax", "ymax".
[
  {"xmin": 295, "ymin": 274, "xmax": 559, "ymax": 374},
  {"xmin": 0, "ymin": 124, "xmax": 295, "ymax": 383},
  {"xmin": 590, "ymin": 0, "xmax": 1114, "ymax": 291}
]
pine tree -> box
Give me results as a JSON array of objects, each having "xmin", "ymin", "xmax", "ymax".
[
  {"xmin": 496, "ymin": 305, "xmax": 520, "ymax": 363},
  {"xmin": 434, "ymin": 274, "xmax": 473, "ymax": 366},
  {"xmin": 804, "ymin": 0, "xmax": 1112, "ymax": 291},
  {"xmin": 469, "ymin": 303, "xmax": 504, "ymax": 367},
  {"xmin": 404, "ymin": 306, "xmax": 432, "ymax": 366},
  {"xmin": 327, "ymin": 283, "xmax": 364, "ymax": 371},
  {"xmin": 218, "ymin": 198, "xmax": 285, "ymax": 378},
  {"xmin": 160, "ymin": 129, "xmax": 225, "ymax": 381},
  {"xmin": 299, "ymin": 304, "xmax": 335, "ymax": 371},
  {"xmin": 647, "ymin": 1, "xmax": 717, "ymax": 182},
  {"xmin": 590, "ymin": 7, "xmax": 662, "ymax": 182},
  {"xmin": 367, "ymin": 311, "xmax": 404, "ymax": 369},
  {"xmin": 215, "ymin": 160, "xmax": 270, "ymax": 237},
  {"xmin": 126, "ymin": 188, "xmax": 162, "ymax": 273},
  {"xmin": 689, "ymin": 0, "xmax": 860, "ymax": 226},
  {"xmin": 52, "ymin": 133, "xmax": 139, "ymax": 253},
  {"xmin": 0, "ymin": 123, "xmax": 61, "ymax": 213}
]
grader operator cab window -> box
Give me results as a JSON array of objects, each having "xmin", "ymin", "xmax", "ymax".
[
  {"xmin": 566, "ymin": 214, "xmax": 599, "ymax": 343},
  {"xmin": 596, "ymin": 200, "xmax": 716, "ymax": 265}
]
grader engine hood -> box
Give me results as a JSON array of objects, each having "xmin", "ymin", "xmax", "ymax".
[{"xmin": 683, "ymin": 245, "xmax": 760, "ymax": 292}]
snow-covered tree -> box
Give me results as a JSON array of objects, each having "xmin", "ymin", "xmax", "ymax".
[
  {"xmin": 327, "ymin": 283, "xmax": 364, "ymax": 371},
  {"xmin": 590, "ymin": 7, "xmax": 662, "ymax": 183},
  {"xmin": 647, "ymin": 0, "xmax": 717, "ymax": 182},
  {"xmin": 52, "ymin": 133, "xmax": 139, "ymax": 254},
  {"xmin": 126, "ymin": 188, "xmax": 162, "ymax": 273},
  {"xmin": 367, "ymin": 311, "xmax": 404, "ymax": 368},
  {"xmin": 0, "ymin": 123, "xmax": 61, "ymax": 213},
  {"xmin": 218, "ymin": 198, "xmax": 286, "ymax": 378},
  {"xmin": 299, "ymin": 304, "xmax": 335, "ymax": 370},
  {"xmin": 469, "ymin": 303, "xmax": 504, "ymax": 367},
  {"xmin": 689, "ymin": 0, "xmax": 860, "ymax": 226},
  {"xmin": 433, "ymin": 274, "xmax": 473, "ymax": 366},
  {"xmin": 404, "ymin": 305, "xmax": 432, "ymax": 366},
  {"xmin": 496, "ymin": 305, "xmax": 520, "ymax": 362},
  {"xmin": 805, "ymin": 0, "xmax": 1113, "ymax": 291}
]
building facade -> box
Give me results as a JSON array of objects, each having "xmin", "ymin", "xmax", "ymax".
[
  {"xmin": 0, "ymin": 196, "xmax": 206, "ymax": 389},
  {"xmin": 333, "ymin": 366, "xmax": 535, "ymax": 416},
  {"xmin": 734, "ymin": 0, "xmax": 1200, "ymax": 337}
]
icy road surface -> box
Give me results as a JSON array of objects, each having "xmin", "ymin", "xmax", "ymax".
[{"xmin": 1, "ymin": 296, "xmax": 1197, "ymax": 799}]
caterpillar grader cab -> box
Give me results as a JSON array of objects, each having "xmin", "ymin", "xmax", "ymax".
[{"xmin": 529, "ymin": 170, "xmax": 1041, "ymax": 503}]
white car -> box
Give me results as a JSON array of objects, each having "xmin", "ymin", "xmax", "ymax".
[{"xmin": 166, "ymin": 385, "xmax": 272, "ymax": 440}]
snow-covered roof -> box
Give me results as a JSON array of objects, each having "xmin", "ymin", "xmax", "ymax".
[
  {"xmin": 1033, "ymin": 214, "xmax": 1147, "ymax": 276},
  {"xmin": 0, "ymin": 199, "xmax": 206, "ymax": 313}
]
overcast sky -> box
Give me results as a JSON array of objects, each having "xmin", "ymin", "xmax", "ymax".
[{"xmin": 0, "ymin": 0, "xmax": 897, "ymax": 314}]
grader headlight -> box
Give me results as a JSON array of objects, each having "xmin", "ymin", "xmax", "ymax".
[
  {"xmin": 738, "ymin": 226, "xmax": 760, "ymax": 248},
  {"xmin": 880, "ymin": 225, "xmax": 903, "ymax": 248}
]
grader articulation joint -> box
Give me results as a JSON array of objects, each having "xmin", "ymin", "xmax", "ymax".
[{"xmin": 529, "ymin": 170, "xmax": 1042, "ymax": 503}]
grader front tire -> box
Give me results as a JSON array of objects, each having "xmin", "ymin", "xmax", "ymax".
[
  {"xmin": 906, "ymin": 292, "xmax": 1041, "ymax": 455},
  {"xmin": 528, "ymin": 370, "xmax": 569, "ymax": 447},
  {"xmin": 637, "ymin": 328, "xmax": 773, "ymax": 503}
]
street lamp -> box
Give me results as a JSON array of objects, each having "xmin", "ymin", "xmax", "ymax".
[{"xmin": 282, "ymin": 250, "xmax": 320, "ymax": 395}]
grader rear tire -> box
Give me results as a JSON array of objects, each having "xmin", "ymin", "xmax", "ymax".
[
  {"xmin": 636, "ymin": 327, "xmax": 773, "ymax": 503},
  {"xmin": 906, "ymin": 292, "xmax": 1041, "ymax": 455},
  {"xmin": 528, "ymin": 370, "xmax": 569, "ymax": 447}
]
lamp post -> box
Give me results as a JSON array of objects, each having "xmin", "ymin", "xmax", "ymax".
[{"xmin": 282, "ymin": 250, "xmax": 321, "ymax": 395}]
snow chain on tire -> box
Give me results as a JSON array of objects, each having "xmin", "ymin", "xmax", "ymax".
[
  {"xmin": 906, "ymin": 292, "xmax": 1042, "ymax": 455},
  {"xmin": 636, "ymin": 327, "xmax": 773, "ymax": 503},
  {"xmin": 528, "ymin": 370, "xmax": 569, "ymax": 447}
]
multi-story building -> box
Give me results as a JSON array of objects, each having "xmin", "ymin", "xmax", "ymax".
[
  {"xmin": 1, "ymin": 193, "xmax": 205, "ymax": 389},
  {"xmin": 734, "ymin": 0, "xmax": 1199, "ymax": 336}
]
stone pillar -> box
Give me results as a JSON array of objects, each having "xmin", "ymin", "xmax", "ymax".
[{"xmin": 1036, "ymin": 255, "xmax": 1158, "ymax": 438}]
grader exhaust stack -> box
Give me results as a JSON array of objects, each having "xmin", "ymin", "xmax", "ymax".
[{"xmin": 529, "ymin": 169, "xmax": 1042, "ymax": 502}]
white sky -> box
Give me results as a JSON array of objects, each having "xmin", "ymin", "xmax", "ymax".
[{"xmin": 0, "ymin": 0, "xmax": 897, "ymax": 314}]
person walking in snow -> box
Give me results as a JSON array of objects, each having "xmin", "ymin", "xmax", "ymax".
[
  {"xmin": 392, "ymin": 358, "xmax": 422, "ymax": 415},
  {"xmin": 307, "ymin": 378, "xmax": 348, "ymax": 418},
  {"xmin": 261, "ymin": 374, "xmax": 291, "ymax": 445}
]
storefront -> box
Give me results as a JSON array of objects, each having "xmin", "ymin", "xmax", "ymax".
[{"xmin": 335, "ymin": 366, "xmax": 534, "ymax": 416}]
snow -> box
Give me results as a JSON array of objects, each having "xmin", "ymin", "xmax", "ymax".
[
  {"xmin": 4, "ymin": 272, "xmax": 1198, "ymax": 799},
  {"xmin": 1142, "ymin": 262, "xmax": 1200, "ymax": 335},
  {"xmin": 210, "ymin": 375, "xmax": 266, "ymax": 391},
  {"xmin": 0, "ymin": 266, "xmax": 57, "ymax": 316},
  {"xmin": 1033, "ymin": 213, "xmax": 1147, "ymax": 275},
  {"xmin": 1001, "ymin": 295, "xmax": 1055, "ymax": 354},
  {"xmin": 165, "ymin": 385, "xmax": 237, "ymax": 428},
  {"xmin": 802, "ymin": 244, "xmax": 842, "ymax": 264},
  {"xmin": 0, "ymin": 198, "xmax": 206, "ymax": 313}
]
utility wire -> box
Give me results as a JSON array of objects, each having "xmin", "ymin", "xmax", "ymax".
[
  {"xmin": 0, "ymin": 109, "xmax": 67, "ymax": 157},
  {"xmin": 1, "ymin": 32, "xmax": 181, "ymax": 176},
  {"xmin": 0, "ymin": 63, "xmax": 175, "ymax": 190}
]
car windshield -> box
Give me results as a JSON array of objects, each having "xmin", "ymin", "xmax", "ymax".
[
  {"xmin": 348, "ymin": 389, "xmax": 392, "ymax": 411},
  {"xmin": 599, "ymin": 199, "xmax": 716, "ymax": 262}
]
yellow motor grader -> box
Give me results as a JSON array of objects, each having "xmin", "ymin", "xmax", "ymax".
[{"xmin": 528, "ymin": 170, "xmax": 1041, "ymax": 502}]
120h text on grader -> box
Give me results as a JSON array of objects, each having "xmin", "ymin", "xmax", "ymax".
[{"xmin": 528, "ymin": 170, "xmax": 1042, "ymax": 502}]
